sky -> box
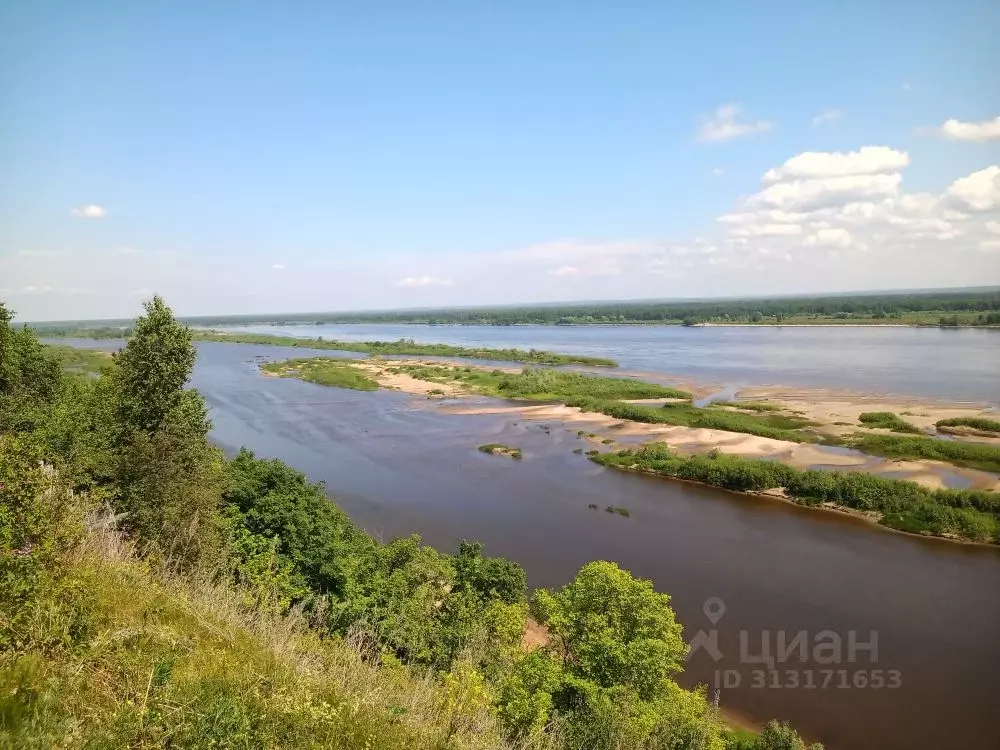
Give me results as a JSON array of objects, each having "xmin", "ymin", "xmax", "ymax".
[{"xmin": 1, "ymin": 1, "xmax": 999, "ymax": 321}]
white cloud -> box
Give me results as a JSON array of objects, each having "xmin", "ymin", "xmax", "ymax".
[
  {"xmin": 711, "ymin": 167, "xmax": 726, "ymax": 176},
  {"xmin": 731, "ymin": 224, "xmax": 804, "ymax": 238},
  {"xmin": 763, "ymin": 147, "xmax": 909, "ymax": 183},
  {"xmin": 271, "ymin": 263, "xmax": 286, "ymax": 270},
  {"xmin": 804, "ymin": 228, "xmax": 855, "ymax": 249},
  {"xmin": 696, "ymin": 103, "xmax": 772, "ymax": 143},
  {"xmin": 938, "ymin": 116, "xmax": 1000, "ymax": 143},
  {"xmin": 70, "ymin": 204, "xmax": 107, "ymax": 219},
  {"xmin": 901, "ymin": 82, "xmax": 912, "ymax": 92},
  {"xmin": 549, "ymin": 265, "xmax": 580, "ymax": 276},
  {"xmin": 394, "ymin": 275, "xmax": 453, "ymax": 288},
  {"xmin": 750, "ymin": 173, "xmax": 902, "ymax": 211},
  {"xmin": 946, "ymin": 166, "xmax": 1000, "ymax": 212},
  {"xmin": 812, "ymin": 109, "xmax": 843, "ymax": 126},
  {"xmin": 985, "ymin": 221, "xmax": 1000, "ymax": 235}
]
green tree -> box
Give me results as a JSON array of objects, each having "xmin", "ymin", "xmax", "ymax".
[
  {"xmin": 453, "ymin": 540, "xmax": 526, "ymax": 605},
  {"xmin": 105, "ymin": 296, "xmax": 223, "ymax": 564},
  {"xmin": 534, "ymin": 561, "xmax": 687, "ymax": 700},
  {"xmin": 521, "ymin": 562, "xmax": 725, "ymax": 749},
  {"xmin": 111, "ymin": 295, "xmax": 198, "ymax": 436},
  {"xmin": 0, "ymin": 303, "xmax": 61, "ymax": 432}
]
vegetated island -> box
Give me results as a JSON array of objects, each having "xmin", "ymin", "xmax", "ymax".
[
  {"xmin": 3, "ymin": 296, "xmax": 824, "ymax": 750},
  {"xmin": 478, "ymin": 443, "xmax": 523, "ymax": 459},
  {"xmin": 32, "ymin": 286, "xmax": 999, "ymax": 328},
  {"xmin": 39, "ymin": 326, "xmax": 618, "ymax": 367},
  {"xmin": 263, "ymin": 357, "xmax": 1000, "ymax": 544}
]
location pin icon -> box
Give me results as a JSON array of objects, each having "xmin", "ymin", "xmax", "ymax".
[{"xmin": 703, "ymin": 597, "xmax": 726, "ymax": 625}]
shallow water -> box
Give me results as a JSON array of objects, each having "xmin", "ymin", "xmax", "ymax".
[
  {"xmin": 54, "ymin": 339, "xmax": 1000, "ymax": 750},
  {"xmin": 220, "ymin": 323, "xmax": 1000, "ymax": 404}
]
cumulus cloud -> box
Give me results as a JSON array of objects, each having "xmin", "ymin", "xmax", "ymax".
[
  {"xmin": 394, "ymin": 275, "xmax": 452, "ymax": 288},
  {"xmin": 271, "ymin": 263, "xmax": 286, "ymax": 270},
  {"xmin": 750, "ymin": 173, "xmax": 902, "ymax": 211},
  {"xmin": 696, "ymin": 103, "xmax": 772, "ymax": 143},
  {"xmin": 731, "ymin": 224, "xmax": 803, "ymax": 238},
  {"xmin": 70, "ymin": 204, "xmax": 107, "ymax": 219},
  {"xmin": 712, "ymin": 143, "xmax": 999, "ymax": 276},
  {"xmin": 804, "ymin": 228, "xmax": 855, "ymax": 249},
  {"xmin": 763, "ymin": 147, "xmax": 909, "ymax": 183},
  {"xmin": 812, "ymin": 109, "xmax": 843, "ymax": 126},
  {"xmin": 938, "ymin": 116, "xmax": 1000, "ymax": 142},
  {"xmin": 946, "ymin": 166, "xmax": 1000, "ymax": 212}
]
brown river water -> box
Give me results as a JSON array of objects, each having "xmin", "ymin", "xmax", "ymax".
[{"xmin": 58, "ymin": 339, "xmax": 1000, "ymax": 750}]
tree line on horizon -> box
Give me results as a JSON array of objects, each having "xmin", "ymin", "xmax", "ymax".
[{"xmin": 29, "ymin": 288, "xmax": 1000, "ymax": 329}]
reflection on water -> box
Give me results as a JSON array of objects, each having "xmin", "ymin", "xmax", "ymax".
[{"xmin": 50, "ymin": 339, "xmax": 1000, "ymax": 750}]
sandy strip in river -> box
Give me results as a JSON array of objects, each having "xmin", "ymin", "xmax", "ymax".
[{"xmin": 304, "ymin": 358, "xmax": 1000, "ymax": 491}]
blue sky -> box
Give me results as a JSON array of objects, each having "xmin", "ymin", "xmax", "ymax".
[{"xmin": 2, "ymin": 1, "xmax": 999, "ymax": 320}]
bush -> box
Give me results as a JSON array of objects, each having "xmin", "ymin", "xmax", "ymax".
[
  {"xmin": 935, "ymin": 416, "xmax": 1000, "ymax": 434},
  {"xmin": 858, "ymin": 412, "xmax": 923, "ymax": 434}
]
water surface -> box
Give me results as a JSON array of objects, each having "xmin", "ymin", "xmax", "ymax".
[{"xmin": 220, "ymin": 323, "xmax": 1000, "ymax": 404}]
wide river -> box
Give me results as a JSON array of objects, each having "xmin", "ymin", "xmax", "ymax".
[
  {"xmin": 224, "ymin": 323, "xmax": 1000, "ymax": 403},
  {"xmin": 59, "ymin": 330, "xmax": 1000, "ymax": 750}
]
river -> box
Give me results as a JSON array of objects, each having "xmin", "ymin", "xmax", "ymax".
[
  {"xmin": 56, "ymin": 336, "xmax": 1000, "ymax": 750},
  {"xmin": 220, "ymin": 323, "xmax": 1000, "ymax": 404}
]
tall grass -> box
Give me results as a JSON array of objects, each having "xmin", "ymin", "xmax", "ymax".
[
  {"xmin": 858, "ymin": 412, "xmax": 923, "ymax": 434},
  {"xmin": 2, "ymin": 505, "xmax": 552, "ymax": 750},
  {"xmin": 850, "ymin": 433, "xmax": 1000, "ymax": 473},
  {"xmin": 936, "ymin": 417, "xmax": 1000, "ymax": 434}
]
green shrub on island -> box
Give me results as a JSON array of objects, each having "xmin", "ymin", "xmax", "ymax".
[
  {"xmin": 593, "ymin": 444, "xmax": 1000, "ymax": 543},
  {"xmin": 710, "ymin": 401, "xmax": 781, "ymax": 412},
  {"xmin": 858, "ymin": 411, "xmax": 923, "ymax": 434},
  {"xmin": 936, "ymin": 416, "xmax": 1000, "ymax": 434},
  {"xmin": 478, "ymin": 443, "xmax": 523, "ymax": 459},
  {"xmin": 389, "ymin": 363, "xmax": 691, "ymax": 401},
  {"xmin": 261, "ymin": 357, "xmax": 379, "ymax": 390}
]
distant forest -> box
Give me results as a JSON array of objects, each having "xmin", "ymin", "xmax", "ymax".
[{"xmin": 32, "ymin": 288, "xmax": 1000, "ymax": 329}]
